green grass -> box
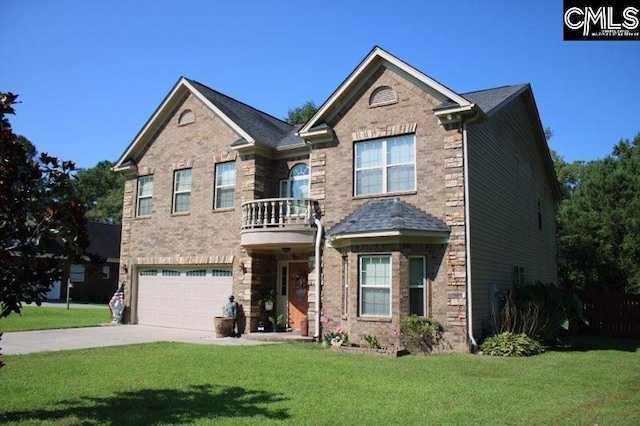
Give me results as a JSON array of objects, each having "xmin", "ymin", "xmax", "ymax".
[
  {"xmin": 0, "ymin": 305, "xmax": 110, "ymax": 332},
  {"xmin": 1, "ymin": 335, "xmax": 639, "ymax": 425}
]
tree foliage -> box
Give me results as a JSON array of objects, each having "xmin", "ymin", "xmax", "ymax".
[
  {"xmin": 0, "ymin": 92, "xmax": 89, "ymax": 318},
  {"xmin": 285, "ymin": 101, "xmax": 318, "ymax": 125},
  {"xmin": 74, "ymin": 160, "xmax": 123, "ymax": 224},
  {"xmin": 554, "ymin": 133, "xmax": 640, "ymax": 294}
]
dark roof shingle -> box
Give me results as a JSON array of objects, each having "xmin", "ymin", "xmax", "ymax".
[
  {"xmin": 186, "ymin": 79, "xmax": 300, "ymax": 149},
  {"xmin": 327, "ymin": 198, "xmax": 449, "ymax": 237},
  {"xmin": 435, "ymin": 83, "xmax": 528, "ymax": 115}
]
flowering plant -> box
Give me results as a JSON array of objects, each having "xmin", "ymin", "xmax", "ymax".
[{"xmin": 323, "ymin": 324, "xmax": 349, "ymax": 346}]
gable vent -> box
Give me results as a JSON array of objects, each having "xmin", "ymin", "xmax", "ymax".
[
  {"xmin": 369, "ymin": 86, "xmax": 397, "ymax": 107},
  {"xmin": 178, "ymin": 109, "xmax": 195, "ymax": 126}
]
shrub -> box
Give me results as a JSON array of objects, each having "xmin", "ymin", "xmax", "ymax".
[
  {"xmin": 492, "ymin": 282, "xmax": 587, "ymax": 343},
  {"xmin": 399, "ymin": 315, "xmax": 443, "ymax": 353},
  {"xmin": 363, "ymin": 334, "xmax": 381, "ymax": 349},
  {"xmin": 480, "ymin": 332, "xmax": 544, "ymax": 357},
  {"xmin": 323, "ymin": 325, "xmax": 349, "ymax": 346}
]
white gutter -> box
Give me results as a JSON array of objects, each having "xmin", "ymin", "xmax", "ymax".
[
  {"xmin": 312, "ymin": 217, "xmax": 323, "ymax": 339},
  {"xmin": 462, "ymin": 111, "xmax": 482, "ymax": 351}
]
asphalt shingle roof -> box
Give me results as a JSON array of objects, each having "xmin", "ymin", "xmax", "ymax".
[
  {"xmin": 86, "ymin": 222, "xmax": 121, "ymax": 259},
  {"xmin": 327, "ymin": 198, "xmax": 450, "ymax": 237},
  {"xmin": 187, "ymin": 80, "xmax": 528, "ymax": 151},
  {"xmin": 186, "ymin": 79, "xmax": 299, "ymax": 149},
  {"xmin": 435, "ymin": 84, "xmax": 528, "ymax": 115}
]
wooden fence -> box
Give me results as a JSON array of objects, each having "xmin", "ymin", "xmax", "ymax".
[{"xmin": 580, "ymin": 291, "xmax": 640, "ymax": 338}]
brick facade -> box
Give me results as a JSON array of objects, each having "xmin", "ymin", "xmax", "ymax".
[
  {"xmin": 311, "ymin": 67, "xmax": 468, "ymax": 351},
  {"xmin": 116, "ymin": 48, "xmax": 557, "ymax": 353}
]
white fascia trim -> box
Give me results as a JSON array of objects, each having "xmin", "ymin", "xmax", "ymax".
[
  {"xmin": 114, "ymin": 81, "xmax": 188, "ymax": 169},
  {"xmin": 328, "ymin": 230, "xmax": 449, "ymax": 246},
  {"xmin": 296, "ymin": 127, "xmax": 334, "ymax": 140},
  {"xmin": 433, "ymin": 104, "xmax": 476, "ymax": 117},
  {"xmin": 374, "ymin": 49, "xmax": 471, "ymax": 108},
  {"xmin": 300, "ymin": 47, "xmax": 470, "ymax": 135},
  {"xmin": 182, "ymin": 79, "xmax": 255, "ymax": 145},
  {"xmin": 114, "ymin": 78, "xmax": 257, "ymax": 170},
  {"xmin": 112, "ymin": 161, "xmax": 137, "ymax": 173}
]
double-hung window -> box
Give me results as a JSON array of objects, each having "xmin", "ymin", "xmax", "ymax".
[
  {"xmin": 173, "ymin": 169, "xmax": 192, "ymax": 213},
  {"xmin": 354, "ymin": 134, "xmax": 415, "ymax": 196},
  {"xmin": 359, "ymin": 255, "xmax": 391, "ymax": 316},
  {"xmin": 214, "ymin": 162, "xmax": 236, "ymax": 209},
  {"xmin": 136, "ymin": 175, "xmax": 153, "ymax": 217},
  {"xmin": 409, "ymin": 257, "xmax": 426, "ymax": 316}
]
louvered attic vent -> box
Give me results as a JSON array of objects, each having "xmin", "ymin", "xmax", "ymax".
[
  {"xmin": 369, "ymin": 86, "xmax": 397, "ymax": 107},
  {"xmin": 178, "ymin": 109, "xmax": 195, "ymax": 126}
]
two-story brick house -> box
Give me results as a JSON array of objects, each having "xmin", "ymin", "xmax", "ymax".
[{"xmin": 114, "ymin": 46, "xmax": 560, "ymax": 351}]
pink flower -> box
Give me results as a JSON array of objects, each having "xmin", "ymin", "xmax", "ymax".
[
  {"xmin": 390, "ymin": 327, "xmax": 398, "ymax": 336},
  {"xmin": 336, "ymin": 325, "xmax": 344, "ymax": 334}
]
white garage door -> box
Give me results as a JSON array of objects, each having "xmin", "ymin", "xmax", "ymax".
[{"xmin": 137, "ymin": 267, "xmax": 233, "ymax": 331}]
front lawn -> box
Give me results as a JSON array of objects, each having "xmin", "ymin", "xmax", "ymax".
[
  {"xmin": 1, "ymin": 335, "xmax": 638, "ymax": 425},
  {"xmin": 0, "ymin": 305, "xmax": 110, "ymax": 332}
]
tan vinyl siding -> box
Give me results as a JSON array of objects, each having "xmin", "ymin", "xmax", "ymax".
[{"xmin": 466, "ymin": 96, "xmax": 558, "ymax": 337}]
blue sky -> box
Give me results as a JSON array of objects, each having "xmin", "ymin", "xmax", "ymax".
[{"xmin": 2, "ymin": 0, "xmax": 638, "ymax": 169}]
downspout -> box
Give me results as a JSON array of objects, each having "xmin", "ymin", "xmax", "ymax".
[
  {"xmin": 303, "ymin": 139, "xmax": 323, "ymax": 339},
  {"xmin": 312, "ymin": 216, "xmax": 323, "ymax": 339},
  {"xmin": 462, "ymin": 110, "xmax": 482, "ymax": 351}
]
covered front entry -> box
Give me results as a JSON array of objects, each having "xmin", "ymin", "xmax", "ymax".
[
  {"xmin": 137, "ymin": 266, "xmax": 233, "ymax": 331},
  {"xmin": 287, "ymin": 262, "xmax": 309, "ymax": 330}
]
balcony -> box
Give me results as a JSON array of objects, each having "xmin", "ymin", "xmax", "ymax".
[{"xmin": 240, "ymin": 198, "xmax": 316, "ymax": 250}]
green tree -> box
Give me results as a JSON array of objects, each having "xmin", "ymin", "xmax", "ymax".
[
  {"xmin": 550, "ymin": 149, "xmax": 584, "ymax": 199},
  {"xmin": 1, "ymin": 92, "xmax": 89, "ymax": 318},
  {"xmin": 285, "ymin": 101, "xmax": 318, "ymax": 125},
  {"xmin": 556, "ymin": 133, "xmax": 640, "ymax": 294},
  {"xmin": 74, "ymin": 160, "xmax": 123, "ymax": 224}
]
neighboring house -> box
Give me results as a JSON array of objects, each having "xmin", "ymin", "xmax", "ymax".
[
  {"xmin": 45, "ymin": 222, "xmax": 122, "ymax": 303},
  {"xmin": 113, "ymin": 46, "xmax": 560, "ymax": 351}
]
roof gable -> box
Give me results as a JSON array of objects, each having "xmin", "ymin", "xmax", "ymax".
[
  {"xmin": 298, "ymin": 46, "xmax": 474, "ymax": 138},
  {"xmin": 114, "ymin": 78, "xmax": 299, "ymax": 170}
]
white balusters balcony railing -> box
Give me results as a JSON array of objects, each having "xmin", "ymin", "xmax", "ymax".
[{"xmin": 241, "ymin": 198, "xmax": 313, "ymax": 230}]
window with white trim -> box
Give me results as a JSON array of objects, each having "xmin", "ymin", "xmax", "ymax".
[
  {"xmin": 214, "ymin": 162, "xmax": 236, "ymax": 209},
  {"xmin": 101, "ymin": 265, "xmax": 110, "ymax": 280},
  {"xmin": 136, "ymin": 175, "xmax": 153, "ymax": 217},
  {"xmin": 173, "ymin": 169, "xmax": 192, "ymax": 213},
  {"xmin": 70, "ymin": 264, "xmax": 85, "ymax": 282},
  {"xmin": 280, "ymin": 163, "xmax": 310, "ymax": 215},
  {"xmin": 513, "ymin": 266, "xmax": 525, "ymax": 286},
  {"xmin": 354, "ymin": 134, "xmax": 415, "ymax": 196},
  {"xmin": 409, "ymin": 256, "xmax": 426, "ymax": 316},
  {"xmin": 359, "ymin": 255, "xmax": 391, "ymax": 316}
]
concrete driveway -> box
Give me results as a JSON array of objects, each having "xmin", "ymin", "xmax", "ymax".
[{"xmin": 1, "ymin": 325, "xmax": 272, "ymax": 355}]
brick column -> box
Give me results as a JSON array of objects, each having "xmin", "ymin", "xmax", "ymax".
[{"xmin": 443, "ymin": 132, "xmax": 468, "ymax": 350}]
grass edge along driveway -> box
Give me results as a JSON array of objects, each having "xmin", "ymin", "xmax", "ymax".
[
  {"xmin": 1, "ymin": 305, "xmax": 110, "ymax": 332},
  {"xmin": 1, "ymin": 335, "xmax": 639, "ymax": 425}
]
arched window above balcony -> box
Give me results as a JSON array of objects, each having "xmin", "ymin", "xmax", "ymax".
[{"xmin": 280, "ymin": 163, "xmax": 310, "ymax": 199}]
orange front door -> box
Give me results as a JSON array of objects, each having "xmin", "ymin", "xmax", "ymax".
[{"xmin": 288, "ymin": 262, "xmax": 309, "ymax": 330}]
